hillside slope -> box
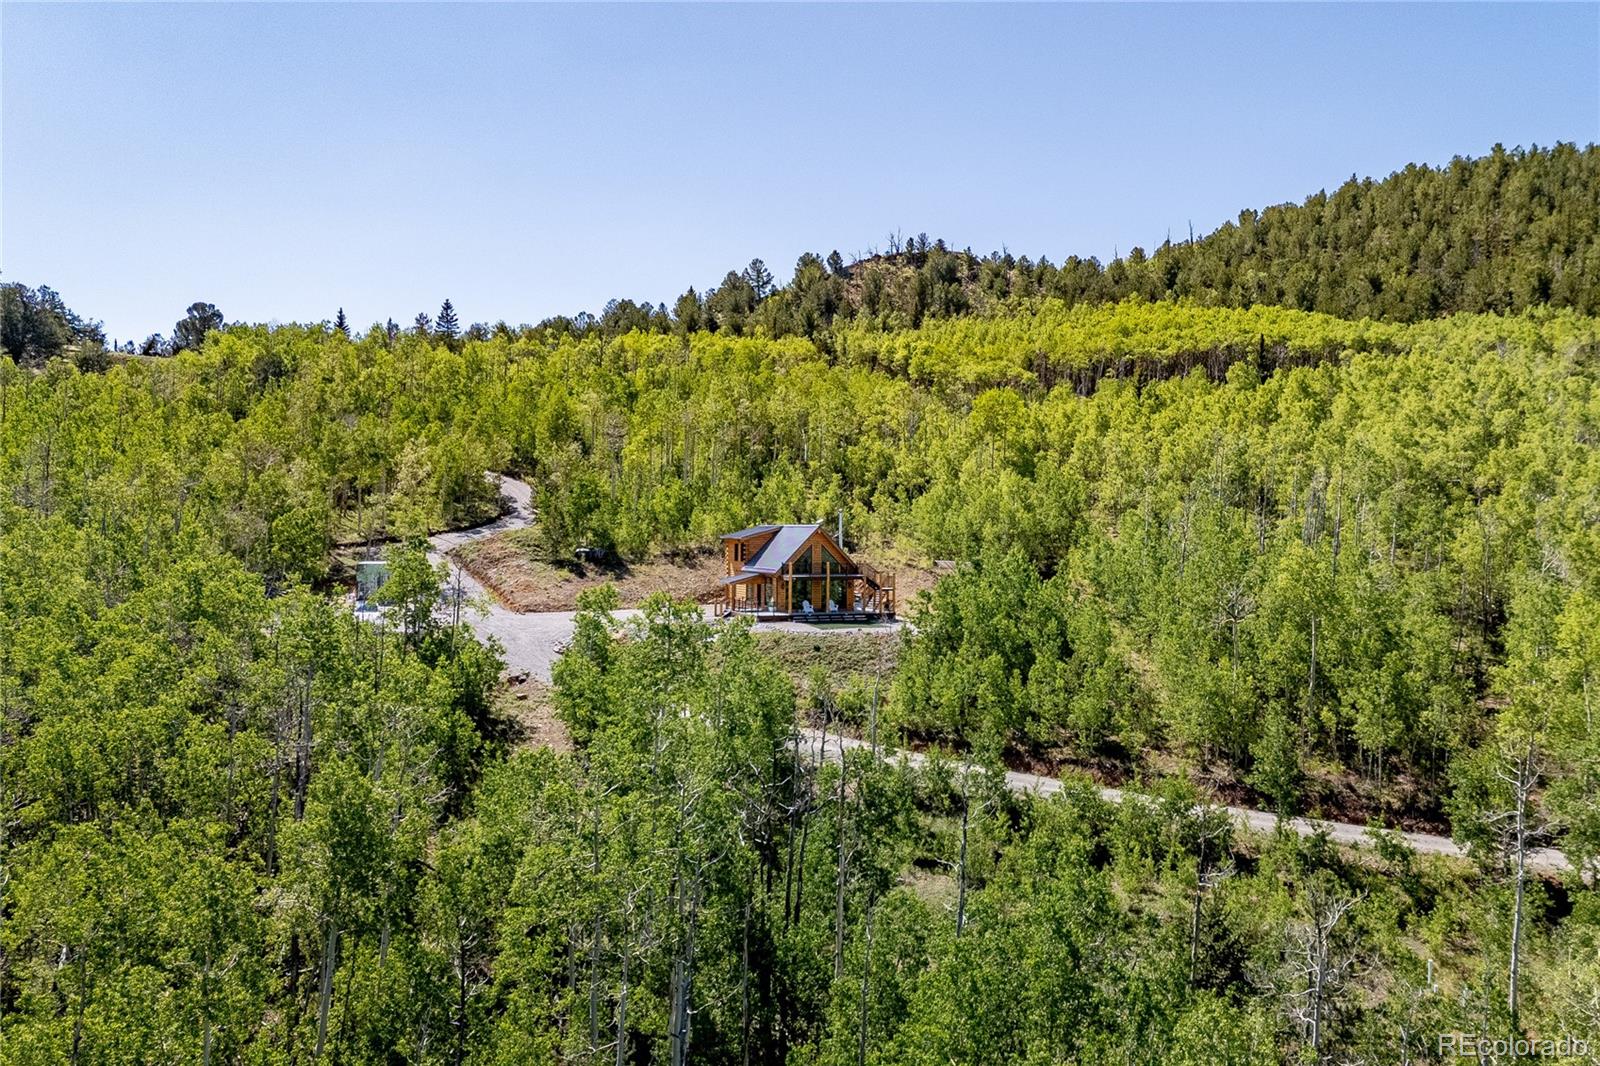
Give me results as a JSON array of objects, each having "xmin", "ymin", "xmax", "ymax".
[{"xmin": 574, "ymin": 143, "xmax": 1600, "ymax": 340}]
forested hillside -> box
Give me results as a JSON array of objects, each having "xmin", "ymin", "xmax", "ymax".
[
  {"xmin": 565, "ymin": 142, "xmax": 1599, "ymax": 340},
  {"xmin": 1093, "ymin": 142, "xmax": 1600, "ymax": 321},
  {"xmin": 2, "ymin": 285, "xmax": 1599, "ymax": 1061},
  {"xmin": 10, "ymin": 144, "xmax": 1596, "ymax": 366}
]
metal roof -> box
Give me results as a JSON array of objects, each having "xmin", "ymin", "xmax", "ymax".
[
  {"xmin": 744, "ymin": 524, "xmax": 821, "ymax": 573},
  {"xmin": 719, "ymin": 525, "xmax": 780, "ymax": 540}
]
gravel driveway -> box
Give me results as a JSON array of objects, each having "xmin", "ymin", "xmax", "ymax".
[{"xmin": 428, "ymin": 475, "xmax": 897, "ymax": 680}]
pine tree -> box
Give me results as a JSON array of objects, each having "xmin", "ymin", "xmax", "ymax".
[
  {"xmin": 436, "ymin": 300, "xmax": 460, "ymax": 340},
  {"xmin": 171, "ymin": 302, "xmax": 223, "ymax": 353},
  {"xmin": 673, "ymin": 288, "xmax": 702, "ymax": 334},
  {"xmin": 333, "ymin": 308, "xmax": 350, "ymax": 336},
  {"xmin": 413, "ymin": 312, "xmax": 432, "ymax": 335},
  {"xmin": 742, "ymin": 260, "xmax": 774, "ymax": 301}
]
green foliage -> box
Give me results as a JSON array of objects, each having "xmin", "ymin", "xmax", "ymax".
[
  {"xmin": 891, "ymin": 549, "xmax": 1135, "ymax": 753},
  {"xmin": 0, "ymin": 281, "xmax": 105, "ymax": 367},
  {"xmin": 4, "ymin": 167, "xmax": 1600, "ymax": 1058},
  {"xmin": 0, "ymin": 478, "xmax": 497, "ymax": 1062},
  {"xmin": 6, "ymin": 298, "xmax": 1600, "ymax": 819},
  {"xmin": 1249, "ymin": 707, "xmax": 1305, "ymax": 815},
  {"xmin": 172, "ymin": 301, "xmax": 224, "ymax": 353}
]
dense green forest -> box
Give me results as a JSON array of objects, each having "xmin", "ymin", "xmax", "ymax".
[
  {"xmin": 4, "ymin": 143, "xmax": 1600, "ymax": 1062},
  {"xmin": 4, "ymin": 296, "xmax": 1600, "ymax": 1061}
]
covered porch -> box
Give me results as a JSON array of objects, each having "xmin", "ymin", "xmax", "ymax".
[{"xmin": 721, "ymin": 564, "xmax": 895, "ymax": 622}]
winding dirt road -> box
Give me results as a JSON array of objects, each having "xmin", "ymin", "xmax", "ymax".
[{"xmin": 427, "ymin": 476, "xmax": 654, "ymax": 679}]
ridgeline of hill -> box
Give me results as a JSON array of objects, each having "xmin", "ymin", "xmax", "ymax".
[
  {"xmin": 6, "ymin": 143, "xmax": 1598, "ymax": 370},
  {"xmin": 567, "ymin": 142, "xmax": 1600, "ymax": 340}
]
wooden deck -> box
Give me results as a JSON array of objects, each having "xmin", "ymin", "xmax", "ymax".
[{"xmin": 726, "ymin": 608, "xmax": 893, "ymax": 624}]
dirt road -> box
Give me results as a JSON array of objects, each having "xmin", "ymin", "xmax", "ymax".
[
  {"xmin": 427, "ymin": 476, "xmax": 602, "ymax": 680},
  {"xmin": 799, "ymin": 730, "xmax": 1572, "ymax": 876}
]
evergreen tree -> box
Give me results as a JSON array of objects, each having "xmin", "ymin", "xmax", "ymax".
[
  {"xmin": 673, "ymin": 287, "xmax": 702, "ymax": 334},
  {"xmin": 743, "ymin": 258, "xmax": 775, "ymax": 300},
  {"xmin": 706, "ymin": 271, "xmax": 757, "ymax": 335},
  {"xmin": 333, "ymin": 307, "xmax": 350, "ymax": 336},
  {"xmin": 540, "ymin": 145, "xmax": 1600, "ymax": 341},
  {"xmin": 414, "ymin": 311, "xmax": 432, "ymax": 335},
  {"xmin": 436, "ymin": 299, "xmax": 460, "ymax": 340},
  {"xmin": 1, "ymin": 282, "xmax": 103, "ymax": 367},
  {"xmin": 171, "ymin": 301, "xmax": 223, "ymax": 352}
]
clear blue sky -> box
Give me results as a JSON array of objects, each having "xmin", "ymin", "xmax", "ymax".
[{"xmin": 3, "ymin": 3, "xmax": 1597, "ymax": 343}]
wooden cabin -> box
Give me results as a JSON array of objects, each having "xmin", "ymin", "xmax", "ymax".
[{"xmin": 719, "ymin": 524, "xmax": 895, "ymax": 622}]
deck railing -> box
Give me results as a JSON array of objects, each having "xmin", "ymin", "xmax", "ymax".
[
  {"xmin": 728, "ymin": 570, "xmax": 895, "ymax": 618},
  {"xmin": 725, "ymin": 561, "xmax": 897, "ymax": 619}
]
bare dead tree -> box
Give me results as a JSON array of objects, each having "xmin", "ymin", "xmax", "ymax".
[
  {"xmin": 447, "ymin": 564, "xmax": 468, "ymax": 657},
  {"xmin": 955, "ymin": 757, "xmax": 974, "ymax": 938},
  {"xmin": 1280, "ymin": 882, "xmax": 1363, "ymax": 1058},
  {"xmin": 313, "ymin": 898, "xmax": 340, "ymax": 1061},
  {"xmin": 612, "ymin": 884, "xmax": 657, "ymax": 1066},
  {"xmin": 857, "ymin": 896, "xmax": 877, "ymax": 1066},
  {"xmin": 833, "ymin": 755, "xmax": 856, "ymax": 980},
  {"xmin": 1483, "ymin": 736, "xmax": 1552, "ymax": 1024},
  {"xmin": 790, "ymin": 686, "xmax": 832, "ymax": 928},
  {"xmin": 665, "ymin": 762, "xmax": 719, "ymax": 1066},
  {"xmin": 1215, "ymin": 584, "xmax": 1257, "ymax": 681}
]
